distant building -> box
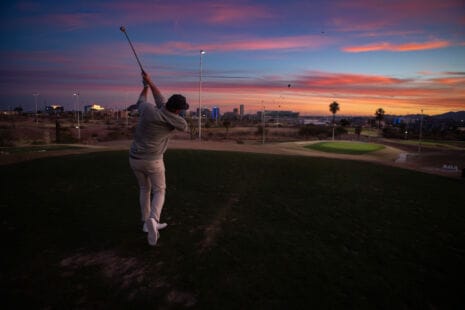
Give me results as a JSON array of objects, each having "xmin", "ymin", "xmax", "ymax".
[
  {"xmin": 197, "ymin": 108, "xmax": 211, "ymax": 119},
  {"xmin": 257, "ymin": 110, "xmax": 300, "ymax": 125},
  {"xmin": 240, "ymin": 104, "xmax": 244, "ymax": 120},
  {"xmin": 212, "ymin": 106, "xmax": 220, "ymax": 121},
  {"xmin": 84, "ymin": 104, "xmax": 105, "ymax": 113},
  {"xmin": 45, "ymin": 105, "xmax": 64, "ymax": 114},
  {"xmin": 0, "ymin": 110, "xmax": 20, "ymax": 116},
  {"xmin": 222, "ymin": 111, "xmax": 239, "ymax": 120},
  {"xmin": 302, "ymin": 118, "xmax": 327, "ymax": 125},
  {"xmin": 265, "ymin": 110, "xmax": 299, "ymax": 119}
]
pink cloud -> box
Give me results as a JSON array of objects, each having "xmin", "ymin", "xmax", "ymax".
[
  {"xmin": 15, "ymin": 1, "xmax": 275, "ymax": 33},
  {"xmin": 342, "ymin": 40, "xmax": 451, "ymax": 53},
  {"xmin": 202, "ymin": 3, "xmax": 274, "ymax": 24},
  {"xmin": 106, "ymin": 1, "xmax": 274, "ymax": 26},
  {"xmin": 332, "ymin": 0, "xmax": 463, "ymax": 32},
  {"xmin": 138, "ymin": 34, "xmax": 331, "ymax": 55}
]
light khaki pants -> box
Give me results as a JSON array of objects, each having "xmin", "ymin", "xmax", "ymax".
[{"xmin": 129, "ymin": 158, "xmax": 166, "ymax": 222}]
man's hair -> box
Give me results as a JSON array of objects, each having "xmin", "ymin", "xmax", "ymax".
[{"xmin": 166, "ymin": 94, "xmax": 189, "ymax": 112}]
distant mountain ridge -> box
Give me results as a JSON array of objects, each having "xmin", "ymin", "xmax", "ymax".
[{"xmin": 434, "ymin": 111, "xmax": 465, "ymax": 121}]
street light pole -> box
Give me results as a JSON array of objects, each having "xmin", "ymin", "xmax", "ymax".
[
  {"xmin": 262, "ymin": 105, "xmax": 266, "ymax": 144},
  {"xmin": 33, "ymin": 92, "xmax": 39, "ymax": 125},
  {"xmin": 73, "ymin": 92, "xmax": 81, "ymax": 141},
  {"xmin": 198, "ymin": 50, "xmax": 206, "ymax": 141},
  {"xmin": 418, "ymin": 109, "xmax": 423, "ymax": 153}
]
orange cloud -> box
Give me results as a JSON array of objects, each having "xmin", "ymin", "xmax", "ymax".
[
  {"xmin": 187, "ymin": 71, "xmax": 465, "ymax": 115},
  {"xmin": 343, "ymin": 40, "xmax": 451, "ymax": 52},
  {"xmin": 299, "ymin": 72, "xmax": 403, "ymax": 87},
  {"xmin": 432, "ymin": 77, "xmax": 465, "ymax": 85}
]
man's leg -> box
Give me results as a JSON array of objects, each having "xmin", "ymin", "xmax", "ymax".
[
  {"xmin": 148, "ymin": 159, "xmax": 166, "ymax": 223},
  {"xmin": 129, "ymin": 158, "xmax": 151, "ymax": 222}
]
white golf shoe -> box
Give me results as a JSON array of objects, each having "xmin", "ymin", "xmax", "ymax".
[
  {"xmin": 146, "ymin": 218, "xmax": 159, "ymax": 246},
  {"xmin": 143, "ymin": 221, "xmax": 168, "ymax": 232},
  {"xmin": 157, "ymin": 222, "xmax": 168, "ymax": 230}
]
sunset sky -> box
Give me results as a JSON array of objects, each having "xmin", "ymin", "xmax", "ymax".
[{"xmin": 1, "ymin": 0, "xmax": 464, "ymax": 116}]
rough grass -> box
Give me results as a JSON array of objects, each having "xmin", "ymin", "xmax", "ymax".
[
  {"xmin": 305, "ymin": 141, "xmax": 385, "ymax": 155},
  {"xmin": 1, "ymin": 150, "xmax": 464, "ymax": 309}
]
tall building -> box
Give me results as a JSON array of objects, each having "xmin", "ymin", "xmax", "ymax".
[
  {"xmin": 240, "ymin": 104, "xmax": 244, "ymax": 120},
  {"xmin": 212, "ymin": 106, "xmax": 220, "ymax": 121}
]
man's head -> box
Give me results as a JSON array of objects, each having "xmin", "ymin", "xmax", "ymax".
[{"xmin": 166, "ymin": 94, "xmax": 189, "ymax": 113}]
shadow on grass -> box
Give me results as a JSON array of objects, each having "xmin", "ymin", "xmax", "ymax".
[{"xmin": 1, "ymin": 150, "xmax": 464, "ymax": 308}]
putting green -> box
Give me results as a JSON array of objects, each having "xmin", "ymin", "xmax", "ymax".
[{"xmin": 305, "ymin": 141, "xmax": 385, "ymax": 155}]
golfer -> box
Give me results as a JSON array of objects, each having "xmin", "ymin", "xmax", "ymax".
[{"xmin": 129, "ymin": 71, "xmax": 189, "ymax": 246}]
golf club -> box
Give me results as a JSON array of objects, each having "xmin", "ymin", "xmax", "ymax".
[{"xmin": 120, "ymin": 25, "xmax": 145, "ymax": 74}]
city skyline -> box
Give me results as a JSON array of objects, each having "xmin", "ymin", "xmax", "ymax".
[{"xmin": 1, "ymin": 0, "xmax": 464, "ymax": 116}]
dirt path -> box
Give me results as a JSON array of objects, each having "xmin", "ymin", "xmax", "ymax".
[{"xmin": 1, "ymin": 139, "xmax": 463, "ymax": 179}]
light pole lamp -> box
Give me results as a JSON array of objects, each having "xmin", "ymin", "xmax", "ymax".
[{"xmin": 199, "ymin": 49, "xmax": 206, "ymax": 141}]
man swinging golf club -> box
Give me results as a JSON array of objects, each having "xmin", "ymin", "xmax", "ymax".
[
  {"xmin": 129, "ymin": 71, "xmax": 189, "ymax": 246},
  {"xmin": 121, "ymin": 25, "xmax": 189, "ymax": 246}
]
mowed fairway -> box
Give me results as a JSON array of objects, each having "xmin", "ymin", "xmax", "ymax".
[
  {"xmin": 306, "ymin": 141, "xmax": 385, "ymax": 155},
  {"xmin": 1, "ymin": 150, "xmax": 464, "ymax": 309}
]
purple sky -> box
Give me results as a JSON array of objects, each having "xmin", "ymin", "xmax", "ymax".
[{"xmin": 1, "ymin": 0, "xmax": 464, "ymax": 115}]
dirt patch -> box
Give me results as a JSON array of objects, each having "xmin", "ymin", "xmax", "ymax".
[
  {"xmin": 166, "ymin": 290, "xmax": 197, "ymax": 307},
  {"xmin": 60, "ymin": 250, "xmax": 198, "ymax": 306},
  {"xmin": 198, "ymin": 194, "xmax": 240, "ymax": 253},
  {"xmin": 60, "ymin": 250, "xmax": 154, "ymax": 295}
]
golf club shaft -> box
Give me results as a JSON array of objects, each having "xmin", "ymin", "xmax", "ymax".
[{"xmin": 121, "ymin": 28, "xmax": 145, "ymax": 73}]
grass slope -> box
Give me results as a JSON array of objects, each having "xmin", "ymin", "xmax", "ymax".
[{"xmin": 1, "ymin": 150, "xmax": 464, "ymax": 309}]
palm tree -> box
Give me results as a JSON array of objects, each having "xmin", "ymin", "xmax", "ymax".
[
  {"xmin": 375, "ymin": 108, "xmax": 385, "ymax": 130},
  {"xmin": 329, "ymin": 101, "xmax": 340, "ymax": 140}
]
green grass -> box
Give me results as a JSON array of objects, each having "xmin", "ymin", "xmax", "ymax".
[
  {"xmin": 0, "ymin": 145, "xmax": 82, "ymax": 154},
  {"xmin": 1, "ymin": 150, "xmax": 464, "ymax": 309},
  {"xmin": 305, "ymin": 141, "xmax": 385, "ymax": 155}
]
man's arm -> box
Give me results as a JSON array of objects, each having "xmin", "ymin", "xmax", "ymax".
[
  {"xmin": 135, "ymin": 83, "xmax": 149, "ymax": 108},
  {"xmin": 142, "ymin": 71, "xmax": 165, "ymax": 108}
]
